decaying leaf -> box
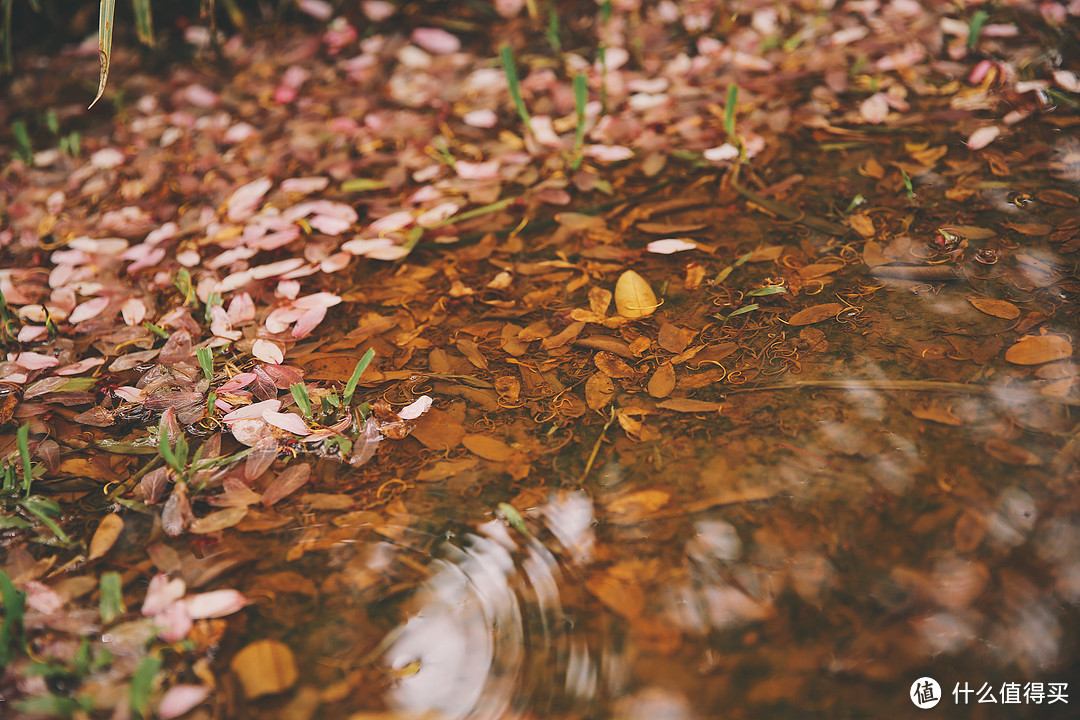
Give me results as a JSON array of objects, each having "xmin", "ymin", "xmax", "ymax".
[
  {"xmin": 910, "ymin": 404, "xmax": 963, "ymax": 426},
  {"xmin": 463, "ymin": 434, "xmax": 515, "ymax": 461},
  {"xmin": 595, "ymin": 351, "xmax": 636, "ymax": 379},
  {"xmin": 231, "ymin": 639, "xmax": 298, "ymax": 699},
  {"xmin": 614, "ymin": 270, "xmax": 658, "ymax": 318},
  {"xmin": 585, "ymin": 372, "xmax": 615, "ymax": 410},
  {"xmin": 657, "ymin": 398, "xmax": 722, "ymax": 413},
  {"xmin": 88, "ymin": 513, "xmax": 124, "ymax": 560},
  {"xmin": 1004, "ymin": 335, "xmax": 1072, "ymax": 365},
  {"xmin": 984, "ymin": 439, "xmax": 1042, "ymax": 466},
  {"xmin": 648, "ymin": 362, "xmax": 676, "ymax": 398},
  {"xmin": 788, "ymin": 303, "xmax": 844, "ymax": 326},
  {"xmin": 967, "ymin": 297, "xmax": 1020, "ymax": 320},
  {"xmin": 189, "ymin": 507, "xmax": 249, "ymax": 534}
]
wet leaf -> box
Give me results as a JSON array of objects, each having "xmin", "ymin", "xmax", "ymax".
[
  {"xmin": 1004, "ymin": 335, "xmax": 1072, "ymax": 365},
  {"xmin": 261, "ymin": 464, "xmax": 311, "ymax": 507},
  {"xmin": 594, "ymin": 351, "xmax": 635, "ymax": 379},
  {"xmin": 910, "ymin": 404, "xmax": 963, "ymax": 426},
  {"xmin": 984, "ymin": 439, "xmax": 1042, "ymax": 466},
  {"xmin": 967, "ymin": 297, "xmax": 1020, "ymax": 320},
  {"xmin": 189, "ymin": 507, "xmax": 248, "ymax": 534},
  {"xmin": 788, "ymin": 303, "xmax": 844, "ymax": 326},
  {"xmin": 606, "ymin": 490, "xmax": 670, "ymax": 521},
  {"xmin": 585, "ymin": 372, "xmax": 615, "ymax": 410},
  {"xmin": 463, "ymin": 434, "xmax": 515, "ymax": 461},
  {"xmin": 614, "ymin": 270, "xmax": 658, "ymax": 318},
  {"xmin": 656, "ymin": 398, "xmax": 722, "ymax": 413},
  {"xmin": 231, "ymin": 639, "xmax": 298, "ymax": 699},
  {"xmin": 88, "ymin": 513, "xmax": 124, "ymax": 560},
  {"xmin": 586, "ymin": 570, "xmax": 645, "ymax": 620},
  {"xmin": 848, "ymin": 213, "xmax": 875, "ymax": 237},
  {"xmin": 648, "ymin": 362, "xmax": 676, "ymax": 398}
]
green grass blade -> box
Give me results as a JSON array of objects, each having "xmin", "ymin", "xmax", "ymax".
[
  {"xmin": 11, "ymin": 120, "xmax": 32, "ymax": 163},
  {"xmin": 342, "ymin": 348, "xmax": 375, "ymax": 408},
  {"xmin": 290, "ymin": 382, "xmax": 313, "ymax": 420},
  {"xmin": 499, "ymin": 44, "xmax": 533, "ymax": 134},
  {"xmin": 132, "ymin": 0, "xmax": 155, "ymax": 47},
  {"xmin": 17, "ymin": 423, "xmax": 31, "ymax": 496},
  {"xmin": 89, "ymin": 0, "xmax": 116, "ymax": 109},
  {"xmin": 0, "ymin": 569, "xmax": 26, "ymax": 666},
  {"xmin": 546, "ymin": 7, "xmax": 561, "ymax": 53},
  {"xmin": 196, "ymin": 347, "xmax": 214, "ymax": 383},
  {"xmin": 99, "ymin": 572, "xmax": 125, "ymax": 624},
  {"xmin": 129, "ymin": 655, "xmax": 162, "ymax": 718},
  {"xmin": 724, "ymin": 85, "xmax": 738, "ymax": 139},
  {"xmin": 967, "ymin": 10, "xmax": 988, "ymax": 51},
  {"xmin": 21, "ymin": 499, "xmax": 74, "ymax": 545},
  {"xmin": 572, "ymin": 73, "xmax": 588, "ymax": 169}
]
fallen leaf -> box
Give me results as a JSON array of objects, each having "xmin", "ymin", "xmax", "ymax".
[
  {"xmin": 1004, "ymin": 335, "xmax": 1072, "ymax": 365},
  {"xmin": 910, "ymin": 404, "xmax": 963, "ymax": 426},
  {"xmin": 788, "ymin": 303, "xmax": 844, "ymax": 326},
  {"xmin": 463, "ymin": 434, "xmax": 515, "ymax": 461},
  {"xmin": 648, "ymin": 362, "xmax": 676, "ymax": 398},
  {"xmin": 614, "ymin": 270, "xmax": 658, "ymax": 318},
  {"xmin": 984, "ymin": 439, "xmax": 1042, "ymax": 466},
  {"xmin": 231, "ymin": 639, "xmax": 298, "ymax": 699},
  {"xmin": 848, "ymin": 213, "xmax": 875, "ymax": 238},
  {"xmin": 657, "ymin": 398, "xmax": 722, "ymax": 413},
  {"xmin": 585, "ymin": 372, "xmax": 615, "ymax": 410},
  {"xmin": 595, "ymin": 351, "xmax": 636, "ymax": 379},
  {"xmin": 189, "ymin": 507, "xmax": 249, "ymax": 534},
  {"xmin": 606, "ymin": 489, "xmax": 670, "ymax": 520},
  {"xmin": 88, "ymin": 513, "xmax": 124, "ymax": 560},
  {"xmin": 967, "ymin": 297, "xmax": 1020, "ymax": 320}
]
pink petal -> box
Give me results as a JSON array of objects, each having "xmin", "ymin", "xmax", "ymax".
[
  {"xmin": 55, "ymin": 357, "xmax": 105, "ymax": 376},
  {"xmin": 265, "ymin": 306, "xmax": 305, "ymax": 334},
  {"xmin": 114, "ymin": 386, "xmax": 146, "ymax": 403},
  {"xmin": 309, "ymin": 214, "xmax": 352, "ymax": 235},
  {"xmin": 218, "ymin": 372, "xmax": 257, "ymax": 393},
  {"xmin": 142, "ymin": 574, "xmax": 187, "ymax": 617},
  {"xmin": 261, "ymin": 464, "xmax": 311, "ymax": 507},
  {"xmin": 966, "ymin": 126, "xmax": 1001, "ymax": 150},
  {"xmin": 583, "ymin": 145, "xmax": 635, "ymax": 163},
  {"xmin": 280, "ymin": 176, "xmax": 330, "ymax": 194},
  {"xmin": 15, "ymin": 352, "xmax": 60, "ymax": 370},
  {"xmin": 647, "ymin": 238, "xmax": 698, "ymax": 254},
  {"xmin": 368, "ymin": 211, "xmax": 414, "ymax": 233},
  {"xmin": 455, "ymin": 160, "xmax": 501, "ymax": 180},
  {"xmin": 222, "ymin": 399, "xmax": 282, "ymax": 422},
  {"xmin": 297, "ymin": 0, "xmax": 333, "ymax": 20},
  {"xmin": 24, "ymin": 581, "xmax": 64, "ymax": 615},
  {"xmin": 229, "ymin": 418, "xmax": 274, "ymax": 447},
  {"xmin": 90, "ymin": 148, "xmax": 125, "ymax": 168},
  {"xmin": 463, "ymin": 109, "xmax": 498, "ymax": 128},
  {"xmin": 417, "ymin": 201, "xmax": 461, "ymax": 228},
  {"xmin": 398, "ymin": 395, "xmax": 432, "ymax": 420},
  {"xmin": 154, "ymin": 602, "xmax": 193, "ymax": 643},
  {"xmin": 159, "ymin": 685, "xmax": 211, "ymax": 720},
  {"xmin": 340, "ymin": 237, "xmax": 410, "ymax": 260},
  {"xmin": 184, "ymin": 589, "xmax": 248, "ymax": 619},
  {"xmin": 860, "ymin": 93, "xmax": 889, "ymax": 124},
  {"xmin": 227, "ymin": 293, "xmax": 256, "ymax": 324},
  {"xmin": 320, "ymin": 252, "xmax": 351, "ymax": 273},
  {"xmin": 411, "ymin": 27, "xmax": 460, "ymax": 54},
  {"xmin": 292, "ymin": 305, "xmax": 328, "ymax": 339},
  {"xmin": 251, "ymin": 258, "xmax": 306, "ymax": 280},
  {"xmin": 263, "ymin": 411, "xmax": 312, "ymax": 436},
  {"xmin": 226, "ymin": 178, "xmax": 273, "ymax": 222},
  {"xmin": 362, "ymin": 0, "xmax": 395, "ymax": 21},
  {"xmin": 210, "ymin": 305, "xmax": 242, "ymax": 341},
  {"xmin": 69, "ymin": 296, "xmax": 110, "ymax": 324},
  {"xmin": 703, "ymin": 144, "xmax": 740, "ymax": 162}
]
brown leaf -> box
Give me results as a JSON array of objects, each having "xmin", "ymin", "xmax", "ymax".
[
  {"xmin": 862, "ymin": 240, "xmax": 889, "ymax": 267},
  {"xmin": 648, "ymin": 362, "xmax": 676, "ymax": 398},
  {"xmin": 594, "ymin": 351, "xmax": 636, "ymax": 379},
  {"xmin": 636, "ymin": 221, "xmax": 708, "ymax": 234},
  {"xmin": 588, "ymin": 286, "xmax": 612, "ymax": 315},
  {"xmin": 984, "ymin": 439, "xmax": 1042, "ymax": 466},
  {"xmin": 788, "ymin": 303, "xmax": 844, "ymax": 326},
  {"xmin": 657, "ymin": 323, "xmax": 690, "ymax": 353},
  {"xmin": 848, "ymin": 213, "xmax": 875, "ymax": 238},
  {"xmin": 1004, "ymin": 335, "xmax": 1072, "ymax": 365},
  {"xmin": 455, "ymin": 338, "xmax": 488, "ymax": 369},
  {"xmin": 463, "ymin": 434, "xmax": 515, "ymax": 461},
  {"xmin": 586, "ymin": 571, "xmax": 645, "ymax": 620},
  {"xmin": 189, "ymin": 506, "xmax": 249, "ymax": 534},
  {"xmin": 657, "ymin": 398, "xmax": 722, "ymax": 413},
  {"xmin": 910, "ymin": 404, "xmax": 963, "ymax": 426},
  {"xmin": 606, "ymin": 489, "xmax": 670, "ymax": 521},
  {"xmin": 967, "ymin": 297, "xmax": 1020, "ymax": 320},
  {"xmin": 585, "ymin": 372, "xmax": 615, "ymax": 410},
  {"xmin": 797, "ymin": 261, "xmax": 845, "ymax": 280},
  {"xmin": 1001, "ymin": 222, "xmax": 1051, "ymax": 236},
  {"xmin": 1036, "ymin": 189, "xmax": 1078, "ymax": 207},
  {"xmin": 614, "ymin": 270, "xmax": 658, "ymax": 318},
  {"xmin": 743, "ymin": 245, "xmax": 783, "ymax": 262},
  {"xmin": 231, "ymin": 639, "xmax": 298, "ymax": 699},
  {"xmin": 88, "ymin": 513, "xmax": 124, "ymax": 560},
  {"xmin": 261, "ymin": 464, "xmax": 311, "ymax": 507}
]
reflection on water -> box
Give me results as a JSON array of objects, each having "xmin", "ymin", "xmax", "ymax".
[{"xmin": 365, "ymin": 366, "xmax": 1076, "ymax": 719}]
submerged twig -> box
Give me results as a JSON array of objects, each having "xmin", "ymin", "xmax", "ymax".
[{"xmin": 579, "ymin": 406, "xmax": 617, "ymax": 484}]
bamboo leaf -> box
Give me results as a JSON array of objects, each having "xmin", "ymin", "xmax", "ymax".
[
  {"xmin": 89, "ymin": 0, "xmax": 116, "ymax": 109},
  {"xmin": 342, "ymin": 348, "xmax": 375, "ymax": 408},
  {"xmin": 132, "ymin": 0, "xmax": 155, "ymax": 47}
]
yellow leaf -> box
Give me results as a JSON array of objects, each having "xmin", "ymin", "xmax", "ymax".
[
  {"xmin": 1005, "ymin": 335, "xmax": 1072, "ymax": 365},
  {"xmin": 967, "ymin": 297, "xmax": 1020, "ymax": 320},
  {"xmin": 231, "ymin": 640, "xmax": 298, "ymax": 699},
  {"xmin": 88, "ymin": 513, "xmax": 124, "ymax": 560},
  {"xmin": 614, "ymin": 270, "xmax": 658, "ymax": 318},
  {"xmin": 189, "ymin": 506, "xmax": 248, "ymax": 534}
]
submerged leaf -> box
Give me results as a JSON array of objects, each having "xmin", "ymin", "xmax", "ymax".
[{"xmin": 614, "ymin": 270, "xmax": 658, "ymax": 318}]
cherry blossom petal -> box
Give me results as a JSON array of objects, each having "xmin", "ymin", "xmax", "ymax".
[
  {"xmin": 703, "ymin": 144, "xmax": 740, "ymax": 162},
  {"xmin": 15, "ymin": 352, "xmax": 60, "ymax": 370},
  {"xmin": 280, "ymin": 176, "xmax": 330, "ymax": 194},
  {"xmin": 860, "ymin": 93, "xmax": 889, "ymax": 124},
  {"xmin": 455, "ymin": 160, "xmax": 501, "ymax": 180},
  {"xmin": 966, "ymin": 126, "xmax": 1001, "ymax": 150},
  {"xmin": 251, "ymin": 258, "xmax": 306, "ymax": 280},
  {"xmin": 417, "ymin": 201, "xmax": 461, "ymax": 227},
  {"xmin": 362, "ymin": 0, "xmax": 395, "ymax": 21},
  {"xmin": 398, "ymin": 395, "xmax": 433, "ymax": 420},
  {"xmin": 218, "ymin": 373, "xmax": 257, "ymax": 393},
  {"xmin": 226, "ymin": 178, "xmax": 273, "ymax": 222},
  {"xmin": 647, "ymin": 238, "xmax": 698, "ymax": 254},
  {"xmin": 320, "ymin": 252, "xmax": 351, "ymax": 273},
  {"xmin": 142, "ymin": 574, "xmax": 187, "ymax": 617},
  {"xmin": 292, "ymin": 305, "xmax": 328, "ymax": 338},
  {"xmin": 368, "ymin": 211, "xmax": 414, "ymax": 233},
  {"xmin": 90, "ymin": 148, "xmax": 125, "ymax": 168},
  {"xmin": 229, "ymin": 418, "xmax": 274, "ymax": 447},
  {"xmin": 210, "ymin": 305, "xmax": 242, "ymax": 341},
  {"xmin": 17, "ymin": 326, "xmax": 47, "ymax": 343},
  {"xmin": 154, "ymin": 602, "xmax": 193, "ymax": 643},
  {"xmin": 55, "ymin": 357, "xmax": 105, "ymax": 376},
  {"xmin": 114, "ymin": 386, "xmax": 146, "ymax": 403},
  {"xmin": 463, "ymin": 109, "xmax": 498, "ymax": 128},
  {"xmin": 69, "ymin": 296, "xmax": 110, "ymax": 324},
  {"xmin": 159, "ymin": 685, "xmax": 211, "ymax": 720},
  {"xmin": 583, "ymin": 145, "xmax": 635, "ymax": 162},
  {"xmin": 341, "ymin": 237, "xmax": 411, "ymax": 260},
  {"xmin": 228, "ymin": 293, "xmax": 256, "ymax": 324},
  {"xmin": 263, "ymin": 411, "xmax": 312, "ymax": 436},
  {"xmin": 185, "ymin": 589, "xmax": 248, "ymax": 619},
  {"xmin": 411, "ymin": 27, "xmax": 460, "ymax": 54},
  {"xmin": 297, "ymin": 0, "xmax": 333, "ymax": 20},
  {"xmin": 223, "ymin": 399, "xmax": 282, "ymax": 422}
]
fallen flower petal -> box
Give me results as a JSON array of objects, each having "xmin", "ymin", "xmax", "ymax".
[
  {"xmin": 185, "ymin": 589, "xmax": 249, "ymax": 619},
  {"xmin": 55, "ymin": 357, "xmax": 105, "ymax": 376},
  {"xmin": 411, "ymin": 27, "xmax": 460, "ymax": 55},
  {"xmin": 226, "ymin": 177, "xmax": 273, "ymax": 223},
  {"xmin": 15, "ymin": 352, "xmax": 60, "ymax": 370},
  {"xmin": 398, "ymin": 395, "xmax": 433, "ymax": 420},
  {"xmin": 368, "ymin": 210, "xmax": 414, "ymax": 233},
  {"xmin": 463, "ymin": 109, "xmax": 498, "ymax": 128},
  {"xmin": 222, "ymin": 399, "xmax": 282, "ymax": 422},
  {"xmin": 583, "ymin": 145, "xmax": 635, "ymax": 163},
  {"xmin": 159, "ymin": 685, "xmax": 211, "ymax": 720},
  {"xmin": 142, "ymin": 574, "xmax": 187, "ymax": 617},
  {"xmin": 252, "ymin": 339, "xmax": 285, "ymax": 365},
  {"xmin": 68, "ymin": 296, "xmax": 110, "ymax": 324},
  {"xmin": 703, "ymin": 144, "xmax": 740, "ymax": 162},
  {"xmin": 966, "ymin": 126, "xmax": 1001, "ymax": 150},
  {"xmin": 154, "ymin": 601, "xmax": 193, "ymax": 643},
  {"xmin": 647, "ymin": 238, "xmax": 698, "ymax": 254},
  {"xmin": 263, "ymin": 411, "xmax": 312, "ymax": 436}
]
